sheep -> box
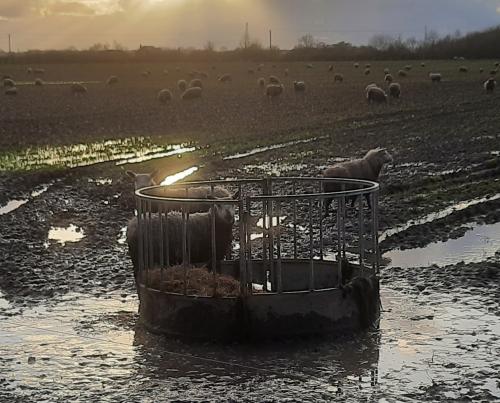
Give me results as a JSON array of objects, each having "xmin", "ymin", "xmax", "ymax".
[
  {"xmin": 34, "ymin": 78, "xmax": 43, "ymax": 86},
  {"xmin": 404, "ymin": 65, "xmax": 412, "ymax": 71},
  {"xmin": 5, "ymin": 87, "xmax": 17, "ymax": 96},
  {"xmin": 489, "ymin": 70, "xmax": 497, "ymax": 76},
  {"xmin": 3, "ymin": 78, "xmax": 15, "ymax": 88},
  {"xmin": 126, "ymin": 203, "xmax": 236, "ymax": 274},
  {"xmin": 365, "ymin": 83, "xmax": 378, "ymax": 92},
  {"xmin": 141, "ymin": 70, "xmax": 151, "ymax": 78},
  {"xmin": 27, "ymin": 67, "xmax": 33, "ymax": 74},
  {"xmin": 306, "ymin": 63, "xmax": 313, "ymax": 69},
  {"xmin": 479, "ymin": 68, "xmax": 484, "ymax": 73},
  {"xmin": 421, "ymin": 62, "xmax": 426, "ymax": 67},
  {"xmin": 258, "ymin": 77, "xmax": 266, "ymax": 87},
  {"xmin": 266, "ymin": 83, "xmax": 284, "ymax": 98},
  {"xmin": 269, "ymin": 75, "xmax": 280, "ymax": 84},
  {"xmin": 459, "ymin": 66, "xmax": 468, "ymax": 73},
  {"xmin": 366, "ymin": 85, "xmax": 387, "ymax": 104},
  {"xmin": 34, "ymin": 68, "xmax": 45, "ymax": 75},
  {"xmin": 429, "ymin": 73, "xmax": 442, "ymax": 82},
  {"xmin": 365, "ymin": 63, "xmax": 371, "ymax": 68},
  {"xmin": 181, "ymin": 86, "xmax": 202, "ymax": 100},
  {"xmin": 484, "ymin": 78, "xmax": 496, "ymax": 93},
  {"xmin": 397, "ymin": 70, "xmax": 407, "ymax": 77},
  {"xmin": 284, "ymin": 68, "xmax": 289, "ymax": 77},
  {"xmin": 322, "ymin": 148, "xmax": 393, "ymax": 214},
  {"xmin": 495, "ymin": 62, "xmax": 500, "ymax": 68},
  {"xmin": 189, "ymin": 78, "xmax": 203, "ymax": 88},
  {"xmin": 218, "ymin": 74, "xmax": 232, "ymax": 83},
  {"xmin": 107, "ymin": 76, "xmax": 118, "ymax": 85},
  {"xmin": 384, "ymin": 73, "xmax": 393, "ymax": 83},
  {"xmin": 158, "ymin": 89, "xmax": 173, "ymax": 103},
  {"xmin": 177, "ymin": 79, "xmax": 187, "ymax": 92},
  {"xmin": 354, "ymin": 62, "xmax": 359, "ymax": 68},
  {"xmin": 328, "ymin": 65, "xmax": 334, "ymax": 72},
  {"xmin": 364, "ymin": 68, "xmax": 371, "ymax": 76},
  {"xmin": 388, "ymin": 82, "xmax": 401, "ymax": 98},
  {"xmin": 293, "ymin": 81, "xmax": 306, "ymax": 92},
  {"xmin": 334, "ymin": 74, "xmax": 343, "ymax": 83},
  {"xmin": 383, "ymin": 68, "xmax": 390, "ymax": 74},
  {"xmin": 71, "ymin": 83, "xmax": 87, "ymax": 95}
]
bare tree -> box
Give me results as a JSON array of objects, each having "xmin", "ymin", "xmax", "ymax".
[{"xmin": 297, "ymin": 34, "xmax": 317, "ymax": 48}]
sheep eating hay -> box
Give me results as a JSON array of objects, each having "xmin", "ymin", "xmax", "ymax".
[
  {"xmin": 126, "ymin": 203, "xmax": 236, "ymax": 274},
  {"xmin": 322, "ymin": 148, "xmax": 393, "ymax": 213}
]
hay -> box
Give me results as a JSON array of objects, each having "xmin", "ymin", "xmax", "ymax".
[{"xmin": 140, "ymin": 265, "xmax": 241, "ymax": 297}]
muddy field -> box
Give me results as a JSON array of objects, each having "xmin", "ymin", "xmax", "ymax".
[{"xmin": 0, "ymin": 60, "xmax": 499, "ymax": 401}]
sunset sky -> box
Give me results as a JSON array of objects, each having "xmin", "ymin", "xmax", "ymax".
[{"xmin": 1, "ymin": 0, "xmax": 500, "ymax": 51}]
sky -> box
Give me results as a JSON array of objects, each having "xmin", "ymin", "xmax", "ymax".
[{"xmin": 1, "ymin": 0, "xmax": 500, "ymax": 51}]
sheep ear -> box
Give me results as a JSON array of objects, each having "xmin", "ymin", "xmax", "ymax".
[{"xmin": 126, "ymin": 170, "xmax": 136, "ymax": 179}]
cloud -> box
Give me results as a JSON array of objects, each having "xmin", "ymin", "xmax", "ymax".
[
  {"xmin": 44, "ymin": 1, "xmax": 97, "ymax": 16},
  {"xmin": 0, "ymin": 0, "xmax": 38, "ymax": 18}
]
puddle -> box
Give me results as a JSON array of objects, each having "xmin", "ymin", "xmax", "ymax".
[
  {"xmin": 380, "ymin": 193, "xmax": 500, "ymax": 242},
  {"xmin": 117, "ymin": 226, "xmax": 127, "ymax": 245},
  {"xmin": 160, "ymin": 166, "xmax": 199, "ymax": 186},
  {"xmin": 0, "ymin": 287, "xmax": 498, "ymax": 401},
  {"xmin": 0, "ymin": 138, "xmax": 195, "ymax": 171},
  {"xmin": 0, "ymin": 199, "xmax": 28, "ymax": 215},
  {"xmin": 223, "ymin": 137, "xmax": 318, "ymax": 160},
  {"xmin": 88, "ymin": 178, "xmax": 112, "ymax": 185},
  {"xmin": 244, "ymin": 162, "xmax": 308, "ymax": 176},
  {"xmin": 383, "ymin": 221, "xmax": 500, "ymax": 268},
  {"xmin": 47, "ymin": 224, "xmax": 85, "ymax": 246}
]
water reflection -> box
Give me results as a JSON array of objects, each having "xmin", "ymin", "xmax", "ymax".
[{"xmin": 47, "ymin": 224, "xmax": 85, "ymax": 246}]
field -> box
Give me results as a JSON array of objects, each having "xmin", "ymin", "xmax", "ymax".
[{"xmin": 0, "ymin": 60, "xmax": 499, "ymax": 401}]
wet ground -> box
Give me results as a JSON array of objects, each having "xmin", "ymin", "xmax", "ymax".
[{"xmin": 1, "ymin": 60, "xmax": 500, "ymax": 401}]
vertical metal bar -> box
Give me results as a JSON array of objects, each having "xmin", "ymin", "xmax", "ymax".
[
  {"xmin": 341, "ymin": 185, "xmax": 346, "ymax": 258},
  {"xmin": 165, "ymin": 204, "xmax": 170, "ymax": 268},
  {"xmin": 147, "ymin": 200, "xmax": 153, "ymax": 274},
  {"xmin": 137, "ymin": 197, "xmax": 144, "ymax": 277},
  {"xmin": 292, "ymin": 180, "xmax": 297, "ymax": 259},
  {"xmin": 358, "ymin": 195, "xmax": 365, "ymax": 272},
  {"xmin": 239, "ymin": 199, "xmax": 247, "ymax": 296},
  {"xmin": 336, "ymin": 197, "xmax": 343, "ymax": 287},
  {"xmin": 276, "ymin": 200, "xmax": 282, "ymax": 294},
  {"xmin": 319, "ymin": 181, "xmax": 324, "ymax": 260},
  {"xmin": 268, "ymin": 199, "xmax": 275, "ymax": 292},
  {"xmin": 211, "ymin": 201, "xmax": 217, "ymax": 296},
  {"xmin": 246, "ymin": 197, "xmax": 253, "ymax": 294},
  {"xmin": 182, "ymin": 204, "xmax": 187, "ymax": 295},
  {"xmin": 309, "ymin": 198, "xmax": 314, "ymax": 291},
  {"xmin": 372, "ymin": 192, "xmax": 380, "ymax": 274},
  {"xmin": 159, "ymin": 203, "xmax": 164, "ymax": 288}
]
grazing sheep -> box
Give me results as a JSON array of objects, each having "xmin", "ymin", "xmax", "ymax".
[
  {"xmin": 269, "ymin": 75, "xmax": 280, "ymax": 84},
  {"xmin": 126, "ymin": 204, "xmax": 235, "ymax": 273},
  {"xmin": 258, "ymin": 77, "xmax": 266, "ymax": 87},
  {"xmin": 484, "ymin": 78, "xmax": 496, "ymax": 93},
  {"xmin": 459, "ymin": 66, "xmax": 468, "ymax": 73},
  {"xmin": 322, "ymin": 148, "xmax": 393, "ymax": 213},
  {"xmin": 397, "ymin": 70, "xmax": 407, "ymax": 77},
  {"xmin": 5, "ymin": 87, "xmax": 17, "ymax": 96},
  {"xmin": 384, "ymin": 74, "xmax": 393, "ymax": 83},
  {"xmin": 421, "ymin": 62, "xmax": 426, "ymax": 67},
  {"xmin": 34, "ymin": 68, "xmax": 45, "ymax": 75},
  {"xmin": 366, "ymin": 86, "xmax": 387, "ymax": 103},
  {"xmin": 364, "ymin": 68, "xmax": 371, "ymax": 76},
  {"xmin": 354, "ymin": 62, "xmax": 359, "ymax": 68},
  {"xmin": 2, "ymin": 74, "xmax": 12, "ymax": 80},
  {"xmin": 34, "ymin": 78, "xmax": 43, "ymax": 86},
  {"xmin": 141, "ymin": 70, "xmax": 151, "ymax": 78},
  {"xmin": 158, "ymin": 89, "xmax": 173, "ymax": 103},
  {"xmin": 388, "ymin": 82, "xmax": 401, "ymax": 98},
  {"xmin": 479, "ymin": 68, "xmax": 484, "ymax": 73},
  {"xmin": 334, "ymin": 74, "xmax": 343, "ymax": 83},
  {"xmin": 27, "ymin": 67, "xmax": 33, "ymax": 74},
  {"xmin": 189, "ymin": 78, "xmax": 203, "ymax": 88},
  {"xmin": 306, "ymin": 63, "xmax": 313, "ymax": 69},
  {"xmin": 404, "ymin": 65, "xmax": 412, "ymax": 71},
  {"xmin": 218, "ymin": 74, "xmax": 232, "ymax": 83},
  {"xmin": 107, "ymin": 76, "xmax": 118, "ymax": 85},
  {"xmin": 365, "ymin": 83, "xmax": 378, "ymax": 92},
  {"xmin": 429, "ymin": 73, "xmax": 442, "ymax": 82},
  {"xmin": 266, "ymin": 83, "xmax": 284, "ymax": 98},
  {"xmin": 495, "ymin": 62, "xmax": 500, "ymax": 68},
  {"xmin": 365, "ymin": 63, "xmax": 371, "ymax": 69},
  {"xmin": 181, "ymin": 87, "xmax": 202, "ymax": 100},
  {"xmin": 383, "ymin": 68, "xmax": 390, "ymax": 74},
  {"xmin": 71, "ymin": 83, "xmax": 87, "ymax": 95},
  {"xmin": 177, "ymin": 79, "xmax": 187, "ymax": 92},
  {"xmin": 3, "ymin": 78, "xmax": 15, "ymax": 88},
  {"xmin": 293, "ymin": 81, "xmax": 306, "ymax": 92},
  {"xmin": 328, "ymin": 65, "xmax": 334, "ymax": 72}
]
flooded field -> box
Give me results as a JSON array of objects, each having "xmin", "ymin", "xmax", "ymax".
[{"xmin": 1, "ymin": 60, "xmax": 499, "ymax": 401}]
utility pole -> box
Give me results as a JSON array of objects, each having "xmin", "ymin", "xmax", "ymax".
[
  {"xmin": 8, "ymin": 34, "xmax": 12, "ymax": 54},
  {"xmin": 269, "ymin": 29, "xmax": 272, "ymax": 49},
  {"xmin": 424, "ymin": 25, "xmax": 428, "ymax": 42},
  {"xmin": 245, "ymin": 22, "xmax": 248, "ymax": 49}
]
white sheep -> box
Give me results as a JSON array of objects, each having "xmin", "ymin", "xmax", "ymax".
[
  {"xmin": 364, "ymin": 68, "xmax": 371, "ymax": 76},
  {"xmin": 269, "ymin": 75, "xmax": 280, "ymax": 84},
  {"xmin": 429, "ymin": 73, "xmax": 442, "ymax": 82},
  {"xmin": 384, "ymin": 74, "xmax": 393, "ymax": 83},
  {"xmin": 258, "ymin": 77, "xmax": 266, "ymax": 87},
  {"xmin": 383, "ymin": 68, "xmax": 390, "ymax": 74},
  {"xmin": 389, "ymin": 82, "xmax": 401, "ymax": 98},
  {"xmin": 266, "ymin": 83, "xmax": 284, "ymax": 98},
  {"xmin": 397, "ymin": 70, "xmax": 407, "ymax": 77},
  {"xmin": 354, "ymin": 62, "xmax": 359, "ymax": 68},
  {"xmin": 35, "ymin": 78, "xmax": 43, "ymax": 86},
  {"xmin": 334, "ymin": 74, "xmax": 343, "ymax": 83},
  {"xmin": 293, "ymin": 81, "xmax": 306, "ymax": 92},
  {"xmin": 189, "ymin": 78, "xmax": 203, "ymax": 88},
  {"xmin": 365, "ymin": 63, "xmax": 371, "ymax": 69},
  {"xmin": 306, "ymin": 63, "xmax": 313, "ymax": 69},
  {"xmin": 484, "ymin": 78, "xmax": 496, "ymax": 93},
  {"xmin": 328, "ymin": 65, "xmax": 334, "ymax": 72},
  {"xmin": 404, "ymin": 65, "xmax": 412, "ymax": 71},
  {"xmin": 3, "ymin": 78, "xmax": 15, "ymax": 88},
  {"xmin": 5, "ymin": 87, "xmax": 17, "ymax": 96},
  {"xmin": 421, "ymin": 62, "xmax": 426, "ymax": 67},
  {"xmin": 158, "ymin": 89, "xmax": 173, "ymax": 103},
  {"xmin": 71, "ymin": 83, "xmax": 87, "ymax": 95},
  {"xmin": 459, "ymin": 66, "xmax": 468, "ymax": 73},
  {"xmin": 141, "ymin": 70, "xmax": 151, "ymax": 78},
  {"xmin": 323, "ymin": 148, "xmax": 393, "ymax": 213},
  {"xmin": 181, "ymin": 87, "xmax": 202, "ymax": 100},
  {"xmin": 107, "ymin": 76, "xmax": 118, "ymax": 85},
  {"xmin": 126, "ymin": 170, "xmax": 157, "ymax": 190},
  {"xmin": 366, "ymin": 85, "xmax": 387, "ymax": 103},
  {"xmin": 126, "ymin": 203, "xmax": 235, "ymax": 273},
  {"xmin": 177, "ymin": 79, "xmax": 187, "ymax": 92},
  {"xmin": 27, "ymin": 67, "xmax": 33, "ymax": 74}
]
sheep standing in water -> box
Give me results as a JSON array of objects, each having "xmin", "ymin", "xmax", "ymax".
[
  {"xmin": 484, "ymin": 78, "xmax": 496, "ymax": 93},
  {"xmin": 322, "ymin": 148, "xmax": 393, "ymax": 214},
  {"xmin": 126, "ymin": 203, "xmax": 236, "ymax": 275}
]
